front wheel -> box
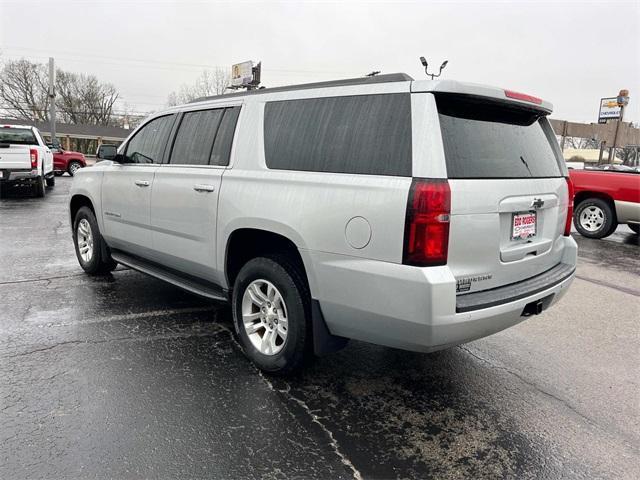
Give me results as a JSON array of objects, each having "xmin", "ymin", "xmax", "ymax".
[
  {"xmin": 68, "ymin": 161, "xmax": 82, "ymax": 176},
  {"xmin": 73, "ymin": 206, "xmax": 117, "ymax": 275},
  {"xmin": 232, "ymin": 255, "xmax": 313, "ymax": 375},
  {"xmin": 574, "ymin": 198, "xmax": 616, "ymax": 239},
  {"xmin": 628, "ymin": 224, "xmax": 640, "ymax": 235}
]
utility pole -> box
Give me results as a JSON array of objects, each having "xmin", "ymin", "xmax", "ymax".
[{"xmin": 48, "ymin": 57, "xmax": 57, "ymax": 145}]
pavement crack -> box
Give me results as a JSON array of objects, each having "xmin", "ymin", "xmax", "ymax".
[
  {"xmin": 219, "ymin": 326, "xmax": 362, "ymax": 479},
  {"xmin": 0, "ymin": 273, "xmax": 86, "ymax": 286},
  {"xmin": 459, "ymin": 345, "xmax": 639, "ymax": 450},
  {"xmin": 575, "ymin": 274, "xmax": 640, "ymax": 297}
]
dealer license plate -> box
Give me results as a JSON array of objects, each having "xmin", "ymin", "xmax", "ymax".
[{"xmin": 512, "ymin": 212, "xmax": 536, "ymax": 240}]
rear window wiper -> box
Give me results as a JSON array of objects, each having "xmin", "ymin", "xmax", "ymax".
[{"xmin": 520, "ymin": 156, "xmax": 533, "ymax": 176}]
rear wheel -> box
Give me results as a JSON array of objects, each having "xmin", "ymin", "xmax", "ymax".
[
  {"xmin": 232, "ymin": 255, "xmax": 312, "ymax": 375},
  {"xmin": 628, "ymin": 224, "xmax": 640, "ymax": 235},
  {"xmin": 73, "ymin": 206, "xmax": 117, "ymax": 275},
  {"xmin": 68, "ymin": 161, "xmax": 82, "ymax": 176},
  {"xmin": 574, "ymin": 198, "xmax": 616, "ymax": 239},
  {"xmin": 33, "ymin": 171, "xmax": 46, "ymax": 198}
]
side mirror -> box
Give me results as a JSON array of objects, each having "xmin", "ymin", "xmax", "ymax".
[{"xmin": 96, "ymin": 144, "xmax": 118, "ymax": 161}]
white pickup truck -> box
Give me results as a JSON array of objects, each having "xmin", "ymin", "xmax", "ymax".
[{"xmin": 0, "ymin": 124, "xmax": 55, "ymax": 198}]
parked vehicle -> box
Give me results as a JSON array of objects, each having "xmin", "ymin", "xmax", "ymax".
[
  {"xmin": 69, "ymin": 74, "xmax": 577, "ymax": 374},
  {"xmin": 0, "ymin": 124, "xmax": 55, "ymax": 198},
  {"xmin": 570, "ymin": 169, "xmax": 640, "ymax": 237},
  {"xmin": 50, "ymin": 145, "xmax": 86, "ymax": 176}
]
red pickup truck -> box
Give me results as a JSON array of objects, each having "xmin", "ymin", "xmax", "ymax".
[
  {"xmin": 51, "ymin": 147, "xmax": 86, "ymax": 176},
  {"xmin": 569, "ymin": 169, "xmax": 640, "ymax": 238}
]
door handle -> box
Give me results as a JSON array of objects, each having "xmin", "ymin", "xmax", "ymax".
[
  {"xmin": 193, "ymin": 184, "xmax": 215, "ymax": 192},
  {"xmin": 134, "ymin": 180, "xmax": 150, "ymax": 187}
]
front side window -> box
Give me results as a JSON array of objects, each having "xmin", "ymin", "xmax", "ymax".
[
  {"xmin": 125, "ymin": 115, "xmax": 175, "ymax": 164},
  {"xmin": 264, "ymin": 93, "xmax": 412, "ymax": 176}
]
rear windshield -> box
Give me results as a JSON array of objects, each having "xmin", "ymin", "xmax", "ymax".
[
  {"xmin": 0, "ymin": 128, "xmax": 38, "ymax": 146},
  {"xmin": 436, "ymin": 94, "xmax": 563, "ymax": 179}
]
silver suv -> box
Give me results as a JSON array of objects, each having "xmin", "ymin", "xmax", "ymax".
[{"xmin": 69, "ymin": 73, "xmax": 577, "ymax": 374}]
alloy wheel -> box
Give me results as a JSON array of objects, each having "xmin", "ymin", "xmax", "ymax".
[
  {"xmin": 77, "ymin": 218, "xmax": 94, "ymax": 263},
  {"xmin": 241, "ymin": 279, "xmax": 289, "ymax": 355},
  {"xmin": 579, "ymin": 205, "xmax": 605, "ymax": 232}
]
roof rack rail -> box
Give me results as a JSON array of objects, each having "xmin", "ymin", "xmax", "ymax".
[{"xmin": 190, "ymin": 72, "xmax": 414, "ymax": 103}]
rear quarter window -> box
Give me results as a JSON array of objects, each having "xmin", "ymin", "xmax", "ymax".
[
  {"xmin": 436, "ymin": 94, "xmax": 563, "ymax": 179},
  {"xmin": 264, "ymin": 93, "xmax": 412, "ymax": 176}
]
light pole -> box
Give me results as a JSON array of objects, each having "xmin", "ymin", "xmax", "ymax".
[{"xmin": 419, "ymin": 57, "xmax": 448, "ymax": 80}]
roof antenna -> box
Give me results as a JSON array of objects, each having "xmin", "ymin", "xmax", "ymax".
[
  {"xmin": 365, "ymin": 71, "xmax": 381, "ymax": 77},
  {"xmin": 420, "ymin": 57, "xmax": 448, "ymax": 80}
]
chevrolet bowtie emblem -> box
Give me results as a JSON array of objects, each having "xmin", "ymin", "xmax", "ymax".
[{"xmin": 531, "ymin": 198, "xmax": 544, "ymax": 209}]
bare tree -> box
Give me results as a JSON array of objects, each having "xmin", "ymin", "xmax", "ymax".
[
  {"xmin": 56, "ymin": 70, "xmax": 119, "ymax": 125},
  {"xmin": 167, "ymin": 68, "xmax": 231, "ymax": 106},
  {"xmin": 0, "ymin": 58, "xmax": 120, "ymax": 126},
  {"xmin": 564, "ymin": 136, "xmax": 600, "ymax": 150},
  {"xmin": 0, "ymin": 59, "xmax": 50, "ymax": 121}
]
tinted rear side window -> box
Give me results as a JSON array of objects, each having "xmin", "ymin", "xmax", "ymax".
[
  {"xmin": 170, "ymin": 109, "xmax": 224, "ymax": 165},
  {"xmin": 210, "ymin": 107, "xmax": 241, "ymax": 166},
  {"xmin": 436, "ymin": 94, "xmax": 562, "ymax": 179},
  {"xmin": 126, "ymin": 115, "xmax": 175, "ymax": 164},
  {"xmin": 264, "ymin": 93, "xmax": 412, "ymax": 176}
]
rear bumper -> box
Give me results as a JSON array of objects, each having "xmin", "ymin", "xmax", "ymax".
[
  {"xmin": 0, "ymin": 169, "xmax": 39, "ymax": 182},
  {"xmin": 311, "ymin": 235, "xmax": 578, "ymax": 352}
]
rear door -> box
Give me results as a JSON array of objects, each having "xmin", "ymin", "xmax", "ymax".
[
  {"xmin": 150, "ymin": 106, "xmax": 241, "ymax": 284},
  {"xmin": 101, "ymin": 114, "xmax": 175, "ymax": 258},
  {"xmin": 434, "ymin": 94, "xmax": 569, "ymax": 294}
]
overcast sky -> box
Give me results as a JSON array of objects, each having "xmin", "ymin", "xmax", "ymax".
[{"xmin": 1, "ymin": 0, "xmax": 639, "ymax": 124}]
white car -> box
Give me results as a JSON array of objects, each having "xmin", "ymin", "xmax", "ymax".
[
  {"xmin": 70, "ymin": 74, "xmax": 577, "ymax": 374},
  {"xmin": 0, "ymin": 124, "xmax": 55, "ymax": 197}
]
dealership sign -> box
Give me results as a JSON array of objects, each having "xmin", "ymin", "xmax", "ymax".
[
  {"xmin": 231, "ymin": 61, "xmax": 254, "ymax": 87},
  {"xmin": 598, "ymin": 97, "xmax": 621, "ymax": 123}
]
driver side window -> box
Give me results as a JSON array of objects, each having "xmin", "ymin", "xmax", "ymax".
[{"xmin": 125, "ymin": 115, "xmax": 175, "ymax": 164}]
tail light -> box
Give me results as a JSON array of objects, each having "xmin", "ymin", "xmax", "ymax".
[
  {"xmin": 564, "ymin": 176, "xmax": 574, "ymax": 236},
  {"xmin": 403, "ymin": 178, "xmax": 451, "ymax": 266},
  {"xmin": 30, "ymin": 148, "xmax": 38, "ymax": 169}
]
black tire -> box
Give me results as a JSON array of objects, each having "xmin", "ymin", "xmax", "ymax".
[
  {"xmin": 573, "ymin": 198, "xmax": 617, "ymax": 239},
  {"xmin": 46, "ymin": 174, "xmax": 55, "ymax": 187},
  {"xmin": 232, "ymin": 255, "xmax": 313, "ymax": 375},
  {"xmin": 33, "ymin": 171, "xmax": 46, "ymax": 198},
  {"xmin": 628, "ymin": 224, "xmax": 640, "ymax": 235},
  {"xmin": 67, "ymin": 161, "xmax": 82, "ymax": 176},
  {"xmin": 72, "ymin": 206, "xmax": 117, "ymax": 275}
]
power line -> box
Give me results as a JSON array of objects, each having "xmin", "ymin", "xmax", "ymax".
[{"xmin": 1, "ymin": 46, "xmax": 360, "ymax": 76}]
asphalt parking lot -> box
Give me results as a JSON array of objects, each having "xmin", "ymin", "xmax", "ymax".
[{"xmin": 1, "ymin": 176, "xmax": 638, "ymax": 479}]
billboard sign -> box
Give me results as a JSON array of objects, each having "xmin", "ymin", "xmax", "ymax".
[
  {"xmin": 231, "ymin": 61, "xmax": 254, "ymax": 87},
  {"xmin": 598, "ymin": 97, "xmax": 621, "ymax": 124}
]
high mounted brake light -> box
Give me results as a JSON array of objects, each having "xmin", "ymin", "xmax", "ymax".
[
  {"xmin": 504, "ymin": 89, "xmax": 543, "ymax": 105},
  {"xmin": 564, "ymin": 177, "xmax": 574, "ymax": 236},
  {"xmin": 30, "ymin": 148, "xmax": 38, "ymax": 169},
  {"xmin": 403, "ymin": 178, "xmax": 451, "ymax": 266}
]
